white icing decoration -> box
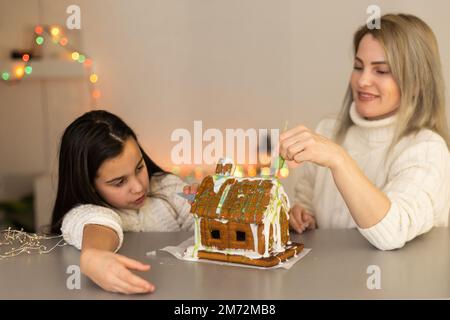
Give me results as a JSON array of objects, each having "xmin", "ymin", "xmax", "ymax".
[
  {"xmin": 218, "ymin": 157, "xmax": 234, "ymax": 165},
  {"xmin": 250, "ymin": 223, "xmax": 259, "ymax": 254},
  {"xmin": 214, "ymin": 218, "xmax": 228, "ymax": 224},
  {"xmin": 216, "ymin": 183, "xmax": 232, "ymax": 213}
]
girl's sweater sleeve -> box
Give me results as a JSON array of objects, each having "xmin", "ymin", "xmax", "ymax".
[
  {"xmin": 150, "ymin": 174, "xmax": 195, "ymax": 231},
  {"xmin": 61, "ymin": 204, "xmax": 124, "ymax": 252},
  {"xmin": 358, "ymin": 136, "xmax": 450, "ymax": 250}
]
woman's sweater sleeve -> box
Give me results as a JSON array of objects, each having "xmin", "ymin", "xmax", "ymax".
[
  {"xmin": 293, "ymin": 162, "xmax": 316, "ymax": 215},
  {"xmin": 292, "ymin": 118, "xmax": 334, "ymax": 214},
  {"xmin": 61, "ymin": 204, "xmax": 124, "ymax": 252},
  {"xmin": 358, "ymin": 137, "xmax": 450, "ymax": 251}
]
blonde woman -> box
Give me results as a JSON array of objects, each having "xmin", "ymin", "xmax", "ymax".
[{"xmin": 280, "ymin": 13, "xmax": 450, "ymax": 250}]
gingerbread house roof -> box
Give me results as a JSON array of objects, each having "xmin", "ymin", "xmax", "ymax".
[{"xmin": 190, "ymin": 175, "xmax": 285, "ymax": 224}]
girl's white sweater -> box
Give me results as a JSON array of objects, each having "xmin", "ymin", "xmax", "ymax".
[{"xmin": 61, "ymin": 174, "xmax": 193, "ymax": 251}]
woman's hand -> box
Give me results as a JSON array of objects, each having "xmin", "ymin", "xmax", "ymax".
[
  {"xmin": 281, "ymin": 125, "xmax": 392, "ymax": 231},
  {"xmin": 183, "ymin": 183, "xmax": 199, "ymax": 204},
  {"xmin": 289, "ymin": 204, "xmax": 316, "ymax": 234},
  {"xmin": 80, "ymin": 248, "xmax": 155, "ymax": 295},
  {"xmin": 280, "ymin": 125, "xmax": 345, "ymax": 170}
]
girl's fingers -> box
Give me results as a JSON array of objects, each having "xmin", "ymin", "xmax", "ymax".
[
  {"xmin": 103, "ymin": 271, "xmax": 138, "ymax": 294},
  {"xmin": 183, "ymin": 184, "xmax": 199, "ymax": 195},
  {"xmin": 113, "ymin": 274, "xmax": 152, "ymax": 294},
  {"xmin": 114, "ymin": 256, "xmax": 154, "ymax": 293},
  {"xmin": 116, "ymin": 255, "xmax": 151, "ymax": 272},
  {"xmin": 117, "ymin": 268, "xmax": 154, "ymax": 293},
  {"xmin": 183, "ymin": 185, "xmax": 193, "ymax": 194}
]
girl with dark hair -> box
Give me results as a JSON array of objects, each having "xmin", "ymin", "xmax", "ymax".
[{"xmin": 51, "ymin": 110, "xmax": 194, "ymax": 294}]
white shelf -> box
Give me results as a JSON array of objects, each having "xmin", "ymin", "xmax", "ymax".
[{"xmin": 0, "ymin": 59, "xmax": 86, "ymax": 80}]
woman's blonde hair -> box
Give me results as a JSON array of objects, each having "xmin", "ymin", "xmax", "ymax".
[{"xmin": 335, "ymin": 13, "xmax": 450, "ymax": 151}]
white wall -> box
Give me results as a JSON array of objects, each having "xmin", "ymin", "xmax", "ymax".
[
  {"xmin": 75, "ymin": 0, "xmax": 450, "ymax": 165},
  {"xmin": 1, "ymin": 0, "xmax": 449, "ymax": 227}
]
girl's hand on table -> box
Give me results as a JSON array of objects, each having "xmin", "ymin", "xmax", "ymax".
[{"xmin": 80, "ymin": 248, "xmax": 155, "ymax": 295}]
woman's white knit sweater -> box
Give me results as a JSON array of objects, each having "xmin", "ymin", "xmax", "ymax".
[
  {"xmin": 61, "ymin": 174, "xmax": 194, "ymax": 251},
  {"xmin": 294, "ymin": 104, "xmax": 450, "ymax": 250}
]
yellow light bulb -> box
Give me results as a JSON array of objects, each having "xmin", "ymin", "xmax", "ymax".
[
  {"xmin": 14, "ymin": 66, "xmax": 25, "ymax": 78},
  {"xmin": 89, "ymin": 74, "xmax": 98, "ymax": 83},
  {"xmin": 71, "ymin": 52, "xmax": 80, "ymax": 60},
  {"xmin": 50, "ymin": 27, "xmax": 60, "ymax": 37}
]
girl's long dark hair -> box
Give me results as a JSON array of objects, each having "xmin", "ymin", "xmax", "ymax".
[{"xmin": 50, "ymin": 110, "xmax": 166, "ymax": 234}]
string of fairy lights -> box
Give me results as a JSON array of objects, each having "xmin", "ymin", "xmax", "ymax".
[
  {"xmin": 171, "ymin": 158, "xmax": 289, "ymax": 183},
  {"xmin": 0, "ymin": 22, "xmax": 291, "ymax": 259},
  {"xmin": 173, "ymin": 123, "xmax": 291, "ymax": 181},
  {"xmin": 1, "ymin": 24, "xmax": 101, "ymax": 107},
  {"xmin": 0, "ymin": 24, "xmax": 289, "ymax": 181},
  {"xmin": 0, "ymin": 24, "xmax": 97, "ymax": 258},
  {"xmin": 0, "ymin": 228, "xmax": 66, "ymax": 259}
]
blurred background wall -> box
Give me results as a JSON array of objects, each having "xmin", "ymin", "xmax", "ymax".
[{"xmin": 0, "ymin": 0, "xmax": 449, "ymax": 231}]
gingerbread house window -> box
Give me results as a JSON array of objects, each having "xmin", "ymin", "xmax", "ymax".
[
  {"xmin": 236, "ymin": 231, "xmax": 246, "ymax": 242},
  {"xmin": 211, "ymin": 230, "xmax": 221, "ymax": 239}
]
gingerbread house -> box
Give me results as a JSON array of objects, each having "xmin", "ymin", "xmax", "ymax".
[{"xmin": 184, "ymin": 158, "xmax": 303, "ymax": 267}]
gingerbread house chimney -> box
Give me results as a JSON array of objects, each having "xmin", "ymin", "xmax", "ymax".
[{"xmin": 215, "ymin": 157, "xmax": 235, "ymax": 176}]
